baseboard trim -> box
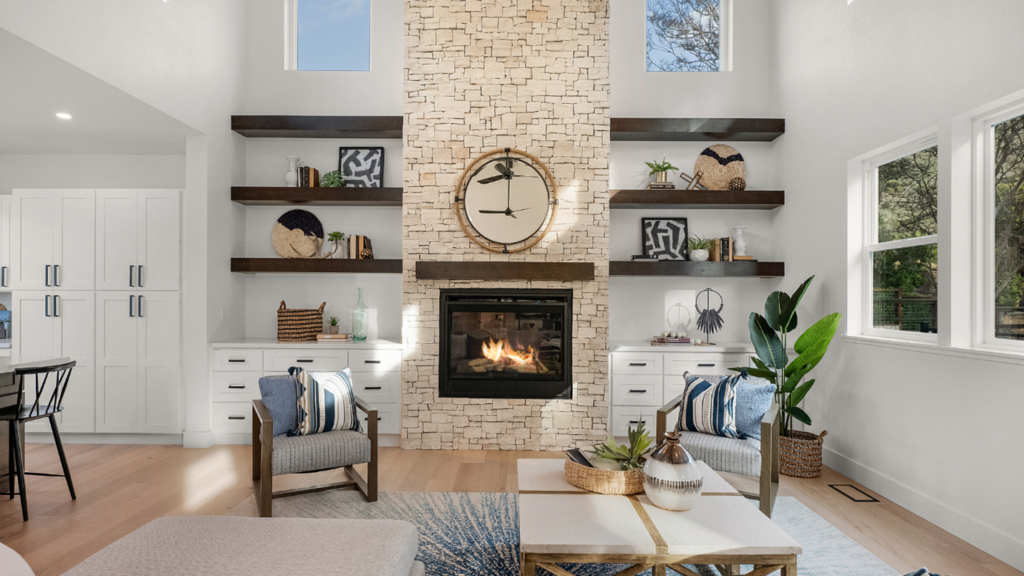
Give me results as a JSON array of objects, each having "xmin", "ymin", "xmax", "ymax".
[
  {"xmin": 824, "ymin": 447, "xmax": 1024, "ymax": 571},
  {"xmin": 26, "ymin": 433, "xmax": 184, "ymax": 446},
  {"xmin": 183, "ymin": 431, "xmax": 215, "ymax": 448},
  {"xmin": 212, "ymin": 432, "xmax": 400, "ymax": 446}
]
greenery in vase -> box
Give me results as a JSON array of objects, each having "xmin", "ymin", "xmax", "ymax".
[
  {"xmin": 645, "ymin": 157, "xmax": 679, "ymax": 176},
  {"xmin": 688, "ymin": 234, "xmax": 712, "ymax": 251},
  {"xmin": 329, "ymin": 316, "xmax": 339, "ymax": 327},
  {"xmin": 328, "ymin": 231, "xmax": 345, "ymax": 243},
  {"xmin": 589, "ymin": 420, "xmax": 653, "ymax": 471},
  {"xmin": 731, "ymin": 276, "xmax": 841, "ymax": 436},
  {"xmin": 321, "ymin": 170, "xmax": 346, "ymax": 187}
]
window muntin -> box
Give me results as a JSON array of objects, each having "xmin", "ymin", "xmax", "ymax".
[
  {"xmin": 296, "ymin": 0, "xmax": 370, "ymax": 72},
  {"xmin": 991, "ymin": 113, "xmax": 1024, "ymax": 341},
  {"xmin": 646, "ymin": 0, "xmax": 721, "ymax": 72}
]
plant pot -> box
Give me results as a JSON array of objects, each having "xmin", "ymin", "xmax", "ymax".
[
  {"xmin": 690, "ymin": 249, "xmax": 709, "ymax": 262},
  {"xmin": 655, "ymin": 171, "xmax": 669, "ymax": 183},
  {"xmin": 328, "ymin": 326, "xmax": 339, "ymax": 335},
  {"xmin": 779, "ymin": 430, "xmax": 828, "ymax": 478}
]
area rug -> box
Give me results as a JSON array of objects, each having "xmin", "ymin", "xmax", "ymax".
[{"xmin": 229, "ymin": 493, "xmax": 898, "ymax": 576}]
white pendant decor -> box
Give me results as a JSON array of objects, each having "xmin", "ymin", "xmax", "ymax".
[
  {"xmin": 285, "ymin": 156, "xmax": 300, "ymax": 187},
  {"xmin": 733, "ymin": 226, "xmax": 747, "ymax": 257},
  {"xmin": 642, "ymin": 431, "xmax": 703, "ymax": 511}
]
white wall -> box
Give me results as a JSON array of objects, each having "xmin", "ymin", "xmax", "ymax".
[
  {"xmin": 0, "ymin": 155, "xmax": 186, "ymax": 194},
  {"xmin": 773, "ymin": 0, "xmax": 1024, "ymax": 569}
]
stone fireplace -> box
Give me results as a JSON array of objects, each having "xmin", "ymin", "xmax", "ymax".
[{"xmin": 401, "ymin": 0, "xmax": 610, "ymax": 450}]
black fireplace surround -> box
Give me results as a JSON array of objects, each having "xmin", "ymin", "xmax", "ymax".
[{"xmin": 439, "ymin": 288, "xmax": 572, "ymax": 400}]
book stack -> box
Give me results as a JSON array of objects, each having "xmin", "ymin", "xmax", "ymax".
[
  {"xmin": 349, "ymin": 235, "xmax": 374, "ymax": 259},
  {"xmin": 655, "ymin": 336, "xmax": 691, "ymax": 345},
  {"xmin": 646, "ymin": 182, "xmax": 676, "ymax": 190},
  {"xmin": 298, "ymin": 166, "xmax": 320, "ymax": 188},
  {"xmin": 317, "ymin": 333, "xmax": 351, "ymax": 342},
  {"xmin": 708, "ymin": 238, "xmax": 735, "ymax": 262}
]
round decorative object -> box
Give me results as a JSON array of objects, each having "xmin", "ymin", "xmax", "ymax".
[
  {"xmin": 728, "ymin": 177, "xmax": 747, "ymax": 191},
  {"xmin": 690, "ymin": 249, "xmax": 709, "ymax": 262},
  {"xmin": 455, "ymin": 148, "xmax": 558, "ymax": 253},
  {"xmin": 695, "ymin": 288, "xmax": 725, "ymax": 342},
  {"xmin": 643, "ymin": 431, "xmax": 703, "ymax": 511},
  {"xmin": 694, "ymin": 144, "xmax": 746, "ymax": 190},
  {"xmin": 272, "ymin": 209, "xmax": 324, "ymax": 259}
]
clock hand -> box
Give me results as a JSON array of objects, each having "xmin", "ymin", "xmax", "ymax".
[
  {"xmin": 478, "ymin": 210, "xmax": 507, "ymax": 214},
  {"xmin": 477, "ymin": 174, "xmax": 504, "ymax": 184},
  {"xmin": 506, "ymin": 172, "xmax": 511, "ymax": 211},
  {"xmin": 509, "ymin": 207, "xmax": 532, "ymax": 212}
]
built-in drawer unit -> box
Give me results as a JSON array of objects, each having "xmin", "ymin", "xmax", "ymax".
[
  {"xmin": 357, "ymin": 403, "xmax": 399, "ymax": 435},
  {"xmin": 611, "ymin": 375, "xmax": 663, "ymax": 407},
  {"xmin": 611, "ymin": 353, "xmax": 662, "ymax": 376},
  {"xmin": 213, "ymin": 348, "xmax": 264, "ymax": 372},
  {"xmin": 663, "ymin": 354, "xmax": 748, "ymax": 376},
  {"xmin": 213, "ymin": 371, "xmax": 263, "ymax": 403},
  {"xmin": 611, "ymin": 406, "xmax": 659, "ymax": 437},
  {"xmin": 349, "ymin": 350, "xmax": 402, "ymax": 373},
  {"xmin": 263, "ymin": 349, "xmax": 348, "ymax": 373},
  {"xmin": 350, "ymin": 371, "xmax": 401, "ymax": 404},
  {"xmin": 213, "ymin": 402, "xmax": 253, "ymax": 434}
]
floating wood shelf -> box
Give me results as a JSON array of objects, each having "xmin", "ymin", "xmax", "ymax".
[
  {"xmin": 231, "ymin": 187, "xmax": 403, "ymax": 206},
  {"xmin": 230, "ymin": 115, "xmax": 403, "ymax": 139},
  {"xmin": 231, "ymin": 258, "xmax": 402, "ymax": 274},
  {"xmin": 416, "ymin": 261, "xmax": 595, "ymax": 282},
  {"xmin": 610, "ymin": 189, "xmax": 784, "ymax": 210},
  {"xmin": 610, "ymin": 261, "xmax": 784, "ymax": 278},
  {"xmin": 610, "ymin": 118, "xmax": 785, "ymax": 142}
]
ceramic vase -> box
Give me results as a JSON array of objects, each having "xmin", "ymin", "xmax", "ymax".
[
  {"xmin": 351, "ymin": 287, "xmax": 368, "ymax": 341},
  {"xmin": 285, "ymin": 156, "xmax": 300, "ymax": 187},
  {"xmin": 733, "ymin": 226, "xmax": 747, "ymax": 257},
  {"xmin": 331, "ymin": 238, "xmax": 349, "ymax": 259},
  {"xmin": 642, "ymin": 431, "xmax": 703, "ymax": 511},
  {"xmin": 690, "ymin": 249, "xmax": 709, "ymax": 262}
]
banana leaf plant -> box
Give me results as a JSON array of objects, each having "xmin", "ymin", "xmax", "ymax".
[{"xmin": 731, "ymin": 276, "xmax": 841, "ymax": 436}]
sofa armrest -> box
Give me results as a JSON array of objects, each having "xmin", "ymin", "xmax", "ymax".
[
  {"xmin": 252, "ymin": 399, "xmax": 273, "ymax": 426},
  {"xmin": 656, "ymin": 394, "xmax": 684, "ymax": 444},
  {"xmin": 759, "ymin": 401, "xmax": 781, "ymax": 517},
  {"xmin": 354, "ymin": 395, "xmax": 378, "ymax": 442}
]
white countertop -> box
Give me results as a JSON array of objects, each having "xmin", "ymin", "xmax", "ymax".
[
  {"xmin": 210, "ymin": 338, "xmax": 403, "ymax": 350},
  {"xmin": 610, "ymin": 340, "xmax": 754, "ymax": 354}
]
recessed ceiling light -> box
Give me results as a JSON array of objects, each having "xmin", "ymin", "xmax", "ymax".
[{"xmin": 56, "ymin": 112, "xmax": 72, "ymax": 120}]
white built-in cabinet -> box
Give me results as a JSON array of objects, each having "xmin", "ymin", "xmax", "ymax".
[
  {"xmin": 96, "ymin": 190, "xmax": 181, "ymax": 291},
  {"xmin": 10, "ymin": 190, "xmax": 95, "ymax": 291}
]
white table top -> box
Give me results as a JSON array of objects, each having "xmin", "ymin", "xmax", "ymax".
[{"xmin": 516, "ymin": 458, "xmax": 740, "ymax": 496}]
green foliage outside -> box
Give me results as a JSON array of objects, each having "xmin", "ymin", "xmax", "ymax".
[{"xmin": 994, "ymin": 115, "xmax": 1024, "ymax": 311}]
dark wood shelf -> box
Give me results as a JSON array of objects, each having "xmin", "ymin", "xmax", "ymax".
[
  {"xmin": 416, "ymin": 261, "xmax": 595, "ymax": 282},
  {"xmin": 611, "ymin": 189, "xmax": 784, "ymax": 210},
  {"xmin": 610, "ymin": 118, "xmax": 785, "ymax": 142},
  {"xmin": 610, "ymin": 261, "xmax": 784, "ymax": 278},
  {"xmin": 231, "ymin": 187, "xmax": 402, "ymax": 206},
  {"xmin": 231, "ymin": 115, "xmax": 403, "ymax": 139},
  {"xmin": 231, "ymin": 258, "xmax": 402, "ymax": 274}
]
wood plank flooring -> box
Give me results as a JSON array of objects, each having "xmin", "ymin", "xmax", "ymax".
[{"xmin": 0, "ymin": 443, "xmax": 1018, "ymax": 576}]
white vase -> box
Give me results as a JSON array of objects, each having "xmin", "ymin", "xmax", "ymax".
[
  {"xmin": 285, "ymin": 156, "xmax": 300, "ymax": 187},
  {"xmin": 733, "ymin": 226, "xmax": 748, "ymax": 257},
  {"xmin": 643, "ymin": 431, "xmax": 703, "ymax": 511},
  {"xmin": 690, "ymin": 249, "xmax": 709, "ymax": 262}
]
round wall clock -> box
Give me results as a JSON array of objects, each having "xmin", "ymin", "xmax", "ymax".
[{"xmin": 455, "ymin": 148, "xmax": 559, "ymax": 253}]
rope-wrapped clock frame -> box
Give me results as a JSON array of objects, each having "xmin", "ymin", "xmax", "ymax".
[{"xmin": 454, "ymin": 148, "xmax": 560, "ymax": 254}]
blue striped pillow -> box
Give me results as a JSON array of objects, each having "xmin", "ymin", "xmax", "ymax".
[
  {"xmin": 675, "ymin": 372, "xmax": 740, "ymax": 438},
  {"xmin": 290, "ymin": 367, "xmax": 360, "ymax": 435}
]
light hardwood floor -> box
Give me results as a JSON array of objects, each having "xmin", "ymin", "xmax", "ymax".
[{"xmin": 0, "ymin": 443, "xmax": 1019, "ymax": 576}]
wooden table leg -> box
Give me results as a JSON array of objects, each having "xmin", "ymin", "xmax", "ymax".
[
  {"xmin": 521, "ymin": 552, "xmax": 536, "ymax": 576},
  {"xmin": 782, "ymin": 559, "xmax": 797, "ymax": 575},
  {"xmin": 653, "ymin": 565, "xmax": 666, "ymax": 576}
]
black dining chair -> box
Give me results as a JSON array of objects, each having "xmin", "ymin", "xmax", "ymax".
[{"xmin": 0, "ymin": 360, "xmax": 77, "ymax": 521}]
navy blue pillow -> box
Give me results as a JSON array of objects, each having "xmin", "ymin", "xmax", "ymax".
[
  {"xmin": 258, "ymin": 375, "xmax": 300, "ymax": 437},
  {"xmin": 735, "ymin": 377, "xmax": 776, "ymax": 440}
]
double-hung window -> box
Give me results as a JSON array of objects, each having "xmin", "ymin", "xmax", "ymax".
[{"xmin": 863, "ymin": 139, "xmax": 939, "ymax": 340}]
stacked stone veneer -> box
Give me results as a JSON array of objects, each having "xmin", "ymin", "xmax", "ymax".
[{"xmin": 401, "ymin": 0, "xmax": 610, "ymax": 450}]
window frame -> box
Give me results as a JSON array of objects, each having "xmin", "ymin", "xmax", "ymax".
[
  {"xmin": 283, "ymin": 0, "xmax": 372, "ymax": 72},
  {"xmin": 644, "ymin": 0, "xmax": 733, "ymax": 73},
  {"xmin": 861, "ymin": 135, "xmax": 940, "ymax": 343}
]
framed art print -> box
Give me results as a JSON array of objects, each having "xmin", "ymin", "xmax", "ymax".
[
  {"xmin": 339, "ymin": 147, "xmax": 385, "ymax": 187},
  {"xmin": 642, "ymin": 217, "xmax": 689, "ymax": 260}
]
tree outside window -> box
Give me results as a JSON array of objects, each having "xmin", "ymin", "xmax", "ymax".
[
  {"xmin": 993, "ymin": 115, "xmax": 1024, "ymax": 340},
  {"xmin": 646, "ymin": 0, "xmax": 720, "ymax": 72}
]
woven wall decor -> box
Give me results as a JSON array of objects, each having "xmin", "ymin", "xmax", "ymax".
[
  {"xmin": 272, "ymin": 209, "xmax": 324, "ymax": 259},
  {"xmin": 694, "ymin": 144, "xmax": 746, "ymax": 191}
]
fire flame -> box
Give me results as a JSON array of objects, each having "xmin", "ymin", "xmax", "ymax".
[{"xmin": 481, "ymin": 337, "xmax": 536, "ymax": 366}]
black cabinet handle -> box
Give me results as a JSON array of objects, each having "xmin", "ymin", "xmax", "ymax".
[
  {"xmin": 629, "ymin": 389, "xmax": 646, "ymax": 393},
  {"xmin": 45, "ymin": 295, "xmax": 50, "ymax": 317},
  {"xmin": 628, "ymin": 363, "xmax": 647, "ymax": 367},
  {"xmin": 364, "ymin": 386, "xmax": 383, "ymax": 390},
  {"xmin": 296, "ymin": 359, "xmax": 314, "ymax": 363},
  {"xmin": 1, "ymin": 266, "xmax": 5, "ymax": 287},
  {"xmin": 138, "ymin": 265, "xmax": 144, "ymax": 288},
  {"xmin": 54, "ymin": 295, "xmax": 60, "ymax": 318},
  {"xmin": 130, "ymin": 265, "xmax": 134, "ymax": 287},
  {"xmin": 364, "ymin": 360, "xmax": 382, "ymax": 364},
  {"xmin": 130, "ymin": 295, "xmax": 135, "ymax": 317},
  {"xmin": 363, "ymin": 416, "xmax": 383, "ymax": 421},
  {"xmin": 138, "ymin": 295, "xmax": 144, "ymax": 318},
  {"xmin": 227, "ymin": 385, "xmax": 246, "ymax": 389},
  {"xmin": 45, "ymin": 265, "xmax": 50, "ymax": 287},
  {"xmin": 629, "ymin": 420, "xmax": 641, "ymax": 424},
  {"xmin": 227, "ymin": 359, "xmax": 246, "ymax": 363},
  {"xmin": 54, "ymin": 264, "xmax": 60, "ymax": 287},
  {"xmin": 698, "ymin": 363, "xmax": 715, "ymax": 367},
  {"xmin": 227, "ymin": 416, "xmax": 245, "ymax": 421}
]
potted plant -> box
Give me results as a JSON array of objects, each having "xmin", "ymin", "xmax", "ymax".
[
  {"xmin": 328, "ymin": 316, "xmax": 340, "ymax": 335},
  {"xmin": 645, "ymin": 157, "xmax": 679, "ymax": 184},
  {"xmin": 321, "ymin": 170, "xmax": 346, "ymax": 188},
  {"xmin": 732, "ymin": 275, "xmax": 841, "ymax": 478},
  {"xmin": 564, "ymin": 421, "xmax": 653, "ymax": 496},
  {"xmin": 327, "ymin": 231, "xmax": 348, "ymax": 259},
  {"xmin": 688, "ymin": 234, "xmax": 711, "ymax": 262},
  {"xmin": 590, "ymin": 421, "xmax": 653, "ymax": 471}
]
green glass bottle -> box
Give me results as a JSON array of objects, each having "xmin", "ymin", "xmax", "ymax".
[{"xmin": 351, "ymin": 287, "xmax": 368, "ymax": 341}]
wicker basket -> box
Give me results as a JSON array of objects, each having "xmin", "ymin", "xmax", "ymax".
[
  {"xmin": 779, "ymin": 430, "xmax": 828, "ymax": 478},
  {"xmin": 564, "ymin": 458, "xmax": 644, "ymax": 495},
  {"xmin": 277, "ymin": 301, "xmax": 326, "ymax": 342}
]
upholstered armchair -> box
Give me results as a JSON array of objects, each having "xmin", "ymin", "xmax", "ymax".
[
  {"xmin": 252, "ymin": 396, "xmax": 378, "ymax": 518},
  {"xmin": 657, "ymin": 396, "xmax": 780, "ymax": 517}
]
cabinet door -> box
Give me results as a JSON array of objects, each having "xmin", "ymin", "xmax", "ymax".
[
  {"xmin": 138, "ymin": 190, "xmax": 180, "ymax": 291},
  {"xmin": 95, "ymin": 292, "xmax": 138, "ymax": 433},
  {"xmin": 95, "ymin": 191, "xmax": 138, "ymax": 290},
  {"xmin": 54, "ymin": 292, "xmax": 95, "ymax": 433},
  {"xmin": 10, "ymin": 191, "xmax": 55, "ymax": 290},
  {"xmin": 53, "ymin": 190, "xmax": 95, "ymax": 291},
  {"xmin": 0, "ymin": 196, "xmax": 11, "ymax": 288},
  {"xmin": 11, "ymin": 291, "xmax": 58, "ymax": 431},
  {"xmin": 137, "ymin": 291, "xmax": 180, "ymax": 434}
]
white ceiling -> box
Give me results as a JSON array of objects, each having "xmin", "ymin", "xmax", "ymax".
[{"xmin": 0, "ymin": 28, "xmax": 193, "ymax": 155}]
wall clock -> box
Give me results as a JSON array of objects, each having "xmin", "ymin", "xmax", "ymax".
[{"xmin": 455, "ymin": 148, "xmax": 559, "ymax": 253}]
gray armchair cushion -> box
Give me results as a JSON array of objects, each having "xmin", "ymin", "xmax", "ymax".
[
  {"xmin": 676, "ymin": 430, "xmax": 761, "ymax": 476},
  {"xmin": 272, "ymin": 429, "xmax": 371, "ymax": 475}
]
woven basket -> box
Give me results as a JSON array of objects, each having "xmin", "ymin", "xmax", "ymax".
[
  {"xmin": 779, "ymin": 430, "xmax": 828, "ymax": 478},
  {"xmin": 564, "ymin": 458, "xmax": 644, "ymax": 495},
  {"xmin": 272, "ymin": 210, "xmax": 324, "ymax": 259},
  {"xmin": 694, "ymin": 144, "xmax": 746, "ymax": 190},
  {"xmin": 277, "ymin": 301, "xmax": 326, "ymax": 342}
]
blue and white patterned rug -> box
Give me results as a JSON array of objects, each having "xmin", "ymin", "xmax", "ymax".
[{"xmin": 230, "ymin": 492, "xmax": 899, "ymax": 576}]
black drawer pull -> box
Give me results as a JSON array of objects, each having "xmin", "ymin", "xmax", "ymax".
[
  {"xmin": 628, "ymin": 363, "xmax": 647, "ymax": 367},
  {"xmin": 364, "ymin": 416, "xmax": 383, "ymax": 421},
  {"xmin": 628, "ymin": 389, "xmax": 646, "ymax": 393},
  {"xmin": 227, "ymin": 416, "xmax": 245, "ymax": 421},
  {"xmin": 364, "ymin": 360, "xmax": 382, "ymax": 364},
  {"xmin": 629, "ymin": 420, "xmax": 641, "ymax": 424},
  {"xmin": 698, "ymin": 363, "xmax": 716, "ymax": 367},
  {"xmin": 227, "ymin": 385, "xmax": 246, "ymax": 389},
  {"xmin": 227, "ymin": 359, "xmax": 246, "ymax": 363},
  {"xmin": 296, "ymin": 359, "xmax": 314, "ymax": 363},
  {"xmin": 364, "ymin": 386, "xmax": 383, "ymax": 390}
]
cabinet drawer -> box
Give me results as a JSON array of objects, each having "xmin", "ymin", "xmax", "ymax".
[
  {"xmin": 611, "ymin": 375, "xmax": 663, "ymax": 406},
  {"xmin": 351, "ymin": 371, "xmax": 401, "ymax": 404},
  {"xmin": 213, "ymin": 371, "xmax": 263, "ymax": 403},
  {"xmin": 611, "ymin": 406, "xmax": 659, "ymax": 438},
  {"xmin": 663, "ymin": 355, "xmax": 748, "ymax": 376},
  {"xmin": 213, "ymin": 402, "xmax": 252, "ymax": 434},
  {"xmin": 611, "ymin": 353, "xmax": 662, "ymax": 375},
  {"xmin": 349, "ymin": 350, "xmax": 402, "ymax": 373},
  {"xmin": 213, "ymin": 348, "xmax": 264, "ymax": 371},
  {"xmin": 358, "ymin": 403, "xmax": 399, "ymax": 435},
  {"xmin": 263, "ymin": 349, "xmax": 348, "ymax": 373}
]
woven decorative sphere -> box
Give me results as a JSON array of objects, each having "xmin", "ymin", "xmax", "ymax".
[
  {"xmin": 728, "ymin": 177, "xmax": 747, "ymax": 191},
  {"xmin": 272, "ymin": 209, "xmax": 324, "ymax": 258},
  {"xmin": 694, "ymin": 144, "xmax": 746, "ymax": 190}
]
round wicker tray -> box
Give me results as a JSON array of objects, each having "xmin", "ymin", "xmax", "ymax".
[
  {"xmin": 780, "ymin": 430, "xmax": 828, "ymax": 478},
  {"xmin": 564, "ymin": 458, "xmax": 644, "ymax": 495}
]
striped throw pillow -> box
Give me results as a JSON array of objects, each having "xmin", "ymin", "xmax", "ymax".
[
  {"xmin": 676, "ymin": 372, "xmax": 740, "ymax": 438},
  {"xmin": 290, "ymin": 367, "xmax": 360, "ymax": 436}
]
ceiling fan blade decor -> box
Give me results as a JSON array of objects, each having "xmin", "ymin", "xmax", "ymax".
[
  {"xmin": 477, "ymin": 175, "xmax": 504, "ymax": 184},
  {"xmin": 494, "ymin": 162, "xmax": 511, "ymax": 176}
]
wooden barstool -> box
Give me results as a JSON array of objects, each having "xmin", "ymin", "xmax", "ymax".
[{"xmin": 0, "ymin": 360, "xmax": 77, "ymax": 521}]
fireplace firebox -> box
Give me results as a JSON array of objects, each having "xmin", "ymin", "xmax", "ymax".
[{"xmin": 439, "ymin": 289, "xmax": 572, "ymax": 400}]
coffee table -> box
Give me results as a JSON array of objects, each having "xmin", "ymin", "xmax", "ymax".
[{"xmin": 517, "ymin": 459, "xmax": 801, "ymax": 576}]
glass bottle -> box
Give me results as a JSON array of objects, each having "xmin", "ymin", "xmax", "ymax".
[{"xmin": 351, "ymin": 287, "xmax": 368, "ymax": 341}]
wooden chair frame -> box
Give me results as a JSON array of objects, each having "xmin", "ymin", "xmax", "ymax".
[
  {"xmin": 252, "ymin": 397, "xmax": 378, "ymax": 518},
  {"xmin": 657, "ymin": 397, "xmax": 780, "ymax": 518}
]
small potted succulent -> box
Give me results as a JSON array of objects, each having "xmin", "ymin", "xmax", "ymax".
[
  {"xmin": 688, "ymin": 234, "xmax": 711, "ymax": 262},
  {"xmin": 645, "ymin": 157, "xmax": 679, "ymax": 184},
  {"xmin": 328, "ymin": 316, "xmax": 340, "ymax": 335},
  {"xmin": 320, "ymin": 170, "xmax": 346, "ymax": 188}
]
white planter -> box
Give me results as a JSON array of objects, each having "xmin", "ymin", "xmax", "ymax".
[
  {"xmin": 690, "ymin": 249, "xmax": 709, "ymax": 262},
  {"xmin": 285, "ymin": 156, "xmax": 300, "ymax": 187}
]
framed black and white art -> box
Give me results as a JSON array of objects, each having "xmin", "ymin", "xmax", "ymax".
[
  {"xmin": 642, "ymin": 217, "xmax": 689, "ymax": 260},
  {"xmin": 338, "ymin": 147, "xmax": 385, "ymax": 188}
]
